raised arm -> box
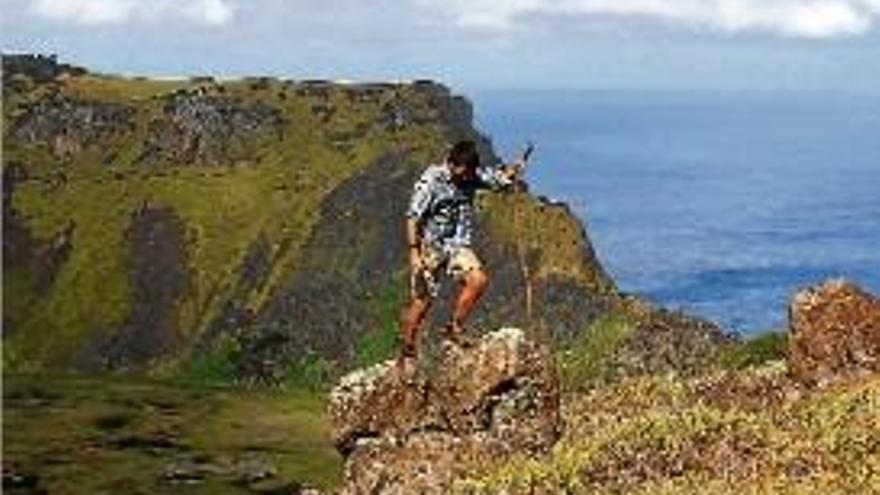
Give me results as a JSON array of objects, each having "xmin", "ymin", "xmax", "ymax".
[
  {"xmin": 475, "ymin": 161, "xmax": 523, "ymax": 191},
  {"xmin": 476, "ymin": 143, "xmax": 533, "ymax": 191}
]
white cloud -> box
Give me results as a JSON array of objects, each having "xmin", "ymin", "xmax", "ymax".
[
  {"xmin": 31, "ymin": 0, "xmax": 234, "ymax": 27},
  {"xmin": 419, "ymin": 0, "xmax": 880, "ymax": 38}
]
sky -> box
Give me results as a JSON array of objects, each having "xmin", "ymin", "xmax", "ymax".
[{"xmin": 2, "ymin": 0, "xmax": 879, "ymax": 92}]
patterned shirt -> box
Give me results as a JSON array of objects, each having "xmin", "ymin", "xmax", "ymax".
[{"xmin": 407, "ymin": 162, "xmax": 513, "ymax": 250}]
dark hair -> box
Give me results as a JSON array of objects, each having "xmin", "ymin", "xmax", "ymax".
[{"xmin": 448, "ymin": 140, "xmax": 480, "ymax": 170}]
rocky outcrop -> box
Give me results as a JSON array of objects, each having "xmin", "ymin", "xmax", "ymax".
[
  {"xmin": 139, "ymin": 90, "xmax": 286, "ymax": 166},
  {"xmin": 2, "ymin": 53, "xmax": 87, "ymax": 84},
  {"xmin": 328, "ymin": 328, "xmax": 560, "ymax": 494},
  {"xmin": 788, "ymin": 279, "xmax": 880, "ymax": 386},
  {"xmin": 10, "ymin": 95, "xmax": 135, "ymax": 156}
]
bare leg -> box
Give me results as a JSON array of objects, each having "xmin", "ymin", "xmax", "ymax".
[
  {"xmin": 451, "ymin": 268, "xmax": 489, "ymax": 332},
  {"xmin": 399, "ymin": 296, "xmax": 431, "ymax": 361}
]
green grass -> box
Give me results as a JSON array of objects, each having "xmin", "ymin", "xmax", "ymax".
[
  {"xmin": 171, "ymin": 337, "xmax": 241, "ymax": 386},
  {"xmin": 557, "ymin": 310, "xmax": 634, "ymax": 390},
  {"xmin": 62, "ymin": 73, "xmax": 193, "ymax": 102},
  {"xmin": 716, "ymin": 330, "xmax": 788, "ymax": 370},
  {"xmin": 3, "ymin": 374, "xmax": 344, "ymax": 494},
  {"xmin": 357, "ymin": 273, "xmax": 408, "ymax": 367},
  {"xmin": 280, "ymin": 352, "xmax": 335, "ymax": 393}
]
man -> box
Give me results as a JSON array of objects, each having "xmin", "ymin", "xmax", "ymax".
[{"xmin": 398, "ymin": 140, "xmax": 527, "ymax": 370}]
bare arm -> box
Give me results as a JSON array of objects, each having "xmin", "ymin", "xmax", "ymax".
[
  {"xmin": 477, "ymin": 143, "xmax": 533, "ymax": 190},
  {"xmin": 406, "ymin": 217, "xmax": 421, "ymax": 249},
  {"xmin": 406, "ymin": 168, "xmax": 433, "ymax": 297},
  {"xmin": 406, "ymin": 217, "xmax": 424, "ymax": 269},
  {"xmin": 405, "ymin": 218, "xmax": 425, "ymax": 300}
]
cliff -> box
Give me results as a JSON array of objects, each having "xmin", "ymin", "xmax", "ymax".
[{"xmin": 3, "ymin": 55, "xmax": 634, "ymax": 379}]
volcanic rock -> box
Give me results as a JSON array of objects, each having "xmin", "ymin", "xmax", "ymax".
[
  {"xmin": 328, "ymin": 327, "xmax": 560, "ymax": 494},
  {"xmin": 788, "ymin": 279, "xmax": 880, "ymax": 386}
]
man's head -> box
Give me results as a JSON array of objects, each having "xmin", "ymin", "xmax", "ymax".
[{"xmin": 447, "ymin": 140, "xmax": 480, "ymax": 184}]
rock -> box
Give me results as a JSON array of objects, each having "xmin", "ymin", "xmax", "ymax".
[
  {"xmin": 161, "ymin": 451, "xmax": 278, "ymax": 486},
  {"xmin": 328, "ymin": 327, "xmax": 560, "ymax": 494},
  {"xmin": 10, "ymin": 95, "xmax": 134, "ymax": 156},
  {"xmin": 328, "ymin": 359, "xmax": 435, "ymax": 455},
  {"xmin": 343, "ymin": 432, "xmax": 500, "ymax": 495},
  {"xmin": 788, "ymin": 279, "xmax": 880, "ymax": 386},
  {"xmin": 432, "ymin": 329, "xmax": 560, "ymax": 451},
  {"xmin": 2, "ymin": 53, "xmax": 87, "ymax": 84},
  {"xmin": 139, "ymin": 91, "xmax": 286, "ymax": 166}
]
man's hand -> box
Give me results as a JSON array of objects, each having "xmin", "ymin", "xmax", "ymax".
[
  {"xmin": 510, "ymin": 162, "xmax": 526, "ymax": 180},
  {"xmin": 506, "ymin": 141, "xmax": 535, "ymax": 182}
]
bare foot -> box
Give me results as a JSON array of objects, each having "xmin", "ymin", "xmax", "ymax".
[
  {"xmin": 442, "ymin": 321, "xmax": 474, "ymax": 349},
  {"xmin": 395, "ymin": 343, "xmax": 418, "ymax": 384}
]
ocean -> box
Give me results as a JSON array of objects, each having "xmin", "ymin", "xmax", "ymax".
[{"xmin": 472, "ymin": 90, "xmax": 880, "ymax": 334}]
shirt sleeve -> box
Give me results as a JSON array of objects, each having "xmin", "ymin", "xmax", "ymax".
[
  {"xmin": 475, "ymin": 162, "xmax": 514, "ymax": 191},
  {"xmin": 407, "ymin": 168, "xmax": 434, "ymax": 220}
]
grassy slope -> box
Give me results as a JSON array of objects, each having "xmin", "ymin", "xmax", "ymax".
[
  {"xmin": 5, "ymin": 68, "xmax": 618, "ymax": 377},
  {"xmin": 3, "ymin": 72, "xmax": 447, "ymax": 372}
]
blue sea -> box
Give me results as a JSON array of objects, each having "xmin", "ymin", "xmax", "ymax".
[{"xmin": 473, "ymin": 90, "xmax": 880, "ymax": 334}]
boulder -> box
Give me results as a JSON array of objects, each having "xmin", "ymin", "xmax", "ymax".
[
  {"xmin": 788, "ymin": 279, "xmax": 880, "ymax": 385},
  {"xmin": 327, "ymin": 327, "xmax": 560, "ymax": 494}
]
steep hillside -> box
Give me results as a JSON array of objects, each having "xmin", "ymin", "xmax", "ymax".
[{"xmin": 3, "ymin": 55, "xmax": 628, "ymax": 379}]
